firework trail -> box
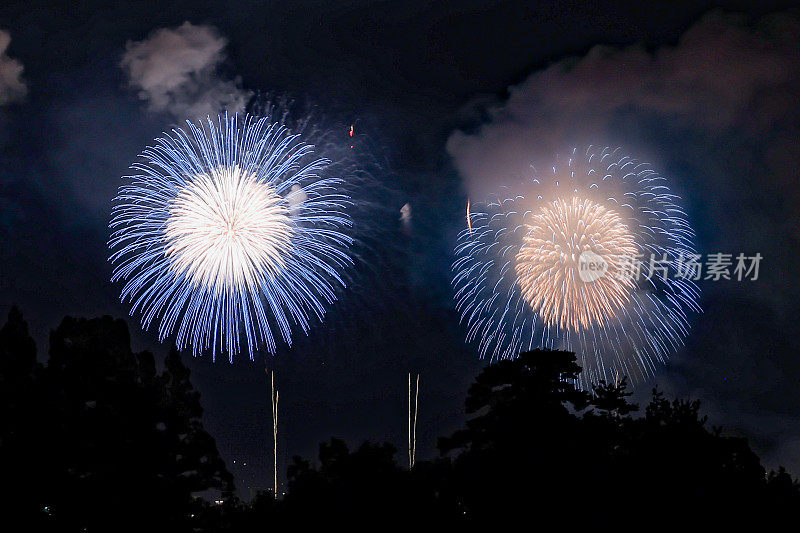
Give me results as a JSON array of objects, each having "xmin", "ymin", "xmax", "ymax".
[
  {"xmin": 407, "ymin": 372, "xmax": 420, "ymax": 469},
  {"xmin": 268, "ymin": 368, "xmax": 278, "ymax": 497},
  {"xmin": 452, "ymin": 146, "xmax": 701, "ymax": 386},
  {"xmin": 109, "ymin": 113, "xmax": 354, "ymax": 360}
]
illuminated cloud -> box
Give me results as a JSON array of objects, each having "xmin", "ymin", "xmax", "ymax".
[
  {"xmin": 0, "ymin": 30, "xmax": 27, "ymax": 105},
  {"xmin": 120, "ymin": 22, "xmax": 251, "ymax": 119},
  {"xmin": 447, "ymin": 10, "xmax": 800, "ymax": 195}
]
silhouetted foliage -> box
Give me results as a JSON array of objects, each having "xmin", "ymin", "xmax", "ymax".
[
  {"xmin": 0, "ymin": 310, "xmax": 232, "ymax": 532},
  {"xmin": 0, "ymin": 306, "xmax": 41, "ymax": 522},
  {"xmin": 224, "ymin": 349, "xmax": 800, "ymax": 525},
  {"xmin": 2, "ymin": 313, "xmax": 799, "ymax": 528},
  {"xmin": 435, "ymin": 350, "xmax": 798, "ymax": 522},
  {"xmin": 282, "ymin": 438, "xmax": 438, "ymax": 526}
]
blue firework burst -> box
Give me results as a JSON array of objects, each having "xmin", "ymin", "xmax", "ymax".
[{"xmin": 109, "ymin": 114, "xmax": 353, "ymax": 360}]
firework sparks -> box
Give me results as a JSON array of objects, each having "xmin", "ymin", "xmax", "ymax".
[
  {"xmin": 452, "ymin": 146, "xmax": 701, "ymax": 386},
  {"xmin": 515, "ymin": 197, "xmax": 638, "ymax": 331},
  {"xmin": 109, "ymin": 114, "xmax": 353, "ymax": 360},
  {"xmin": 164, "ymin": 166, "xmax": 294, "ymax": 290},
  {"xmin": 466, "ymin": 198, "xmax": 473, "ymax": 233}
]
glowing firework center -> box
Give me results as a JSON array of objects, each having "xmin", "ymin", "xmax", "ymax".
[
  {"xmin": 165, "ymin": 165, "xmax": 295, "ymax": 291},
  {"xmin": 515, "ymin": 196, "xmax": 638, "ymax": 332}
]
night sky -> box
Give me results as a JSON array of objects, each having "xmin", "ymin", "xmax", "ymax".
[{"xmin": 1, "ymin": 0, "xmax": 799, "ymax": 496}]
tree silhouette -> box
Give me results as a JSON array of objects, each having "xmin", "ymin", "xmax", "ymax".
[
  {"xmin": 161, "ymin": 348, "xmax": 234, "ymax": 504},
  {"xmin": 0, "ymin": 312, "xmax": 232, "ymax": 531},
  {"xmin": 280, "ymin": 437, "xmax": 452, "ymax": 527},
  {"xmin": 437, "ymin": 349, "xmax": 800, "ymax": 522},
  {"xmin": 439, "ymin": 349, "xmax": 589, "ymax": 455},
  {"xmin": 0, "ymin": 307, "xmax": 42, "ymax": 523},
  {"xmin": 3, "ymin": 311, "xmax": 800, "ymax": 528},
  {"xmin": 436, "ymin": 350, "xmax": 595, "ymax": 521},
  {"xmin": 622, "ymin": 389, "xmax": 768, "ymax": 514}
]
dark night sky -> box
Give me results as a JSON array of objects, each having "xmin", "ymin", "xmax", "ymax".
[{"xmin": 1, "ymin": 0, "xmax": 799, "ymax": 495}]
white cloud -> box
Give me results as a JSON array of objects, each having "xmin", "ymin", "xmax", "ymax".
[
  {"xmin": 0, "ymin": 30, "xmax": 27, "ymax": 105},
  {"xmin": 120, "ymin": 22, "xmax": 251, "ymax": 119}
]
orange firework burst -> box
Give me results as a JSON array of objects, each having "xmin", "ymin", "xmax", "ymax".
[
  {"xmin": 453, "ymin": 146, "xmax": 702, "ymax": 386},
  {"xmin": 515, "ymin": 197, "xmax": 638, "ymax": 331}
]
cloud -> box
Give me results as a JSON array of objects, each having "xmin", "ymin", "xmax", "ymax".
[
  {"xmin": 446, "ymin": 8, "xmax": 800, "ymax": 298},
  {"xmin": 120, "ymin": 22, "xmax": 251, "ymax": 119},
  {"xmin": 0, "ymin": 30, "xmax": 27, "ymax": 105},
  {"xmin": 446, "ymin": 9, "xmax": 800, "ymax": 472},
  {"xmin": 447, "ymin": 9, "xmax": 800, "ymax": 194}
]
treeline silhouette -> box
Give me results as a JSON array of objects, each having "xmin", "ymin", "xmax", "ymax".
[{"xmin": 1, "ymin": 308, "xmax": 797, "ymax": 530}]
